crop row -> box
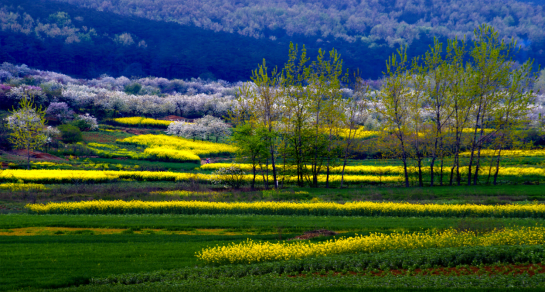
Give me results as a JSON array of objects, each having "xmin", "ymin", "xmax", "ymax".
[
  {"xmin": 196, "ymin": 227, "xmax": 545, "ymax": 264},
  {"xmin": 24, "ymin": 200, "xmax": 545, "ymax": 218},
  {"xmin": 0, "ymin": 169, "xmax": 402, "ymax": 185},
  {"xmin": 92, "ymin": 245, "xmax": 545, "ymax": 285},
  {"xmin": 201, "ymin": 163, "xmax": 545, "ymax": 177},
  {"xmin": 111, "ymin": 117, "xmax": 174, "ymax": 128}
]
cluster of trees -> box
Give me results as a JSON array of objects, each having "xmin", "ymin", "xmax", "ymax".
[
  {"xmin": 231, "ymin": 25, "xmax": 541, "ymax": 189},
  {"xmin": 1, "ymin": 0, "xmax": 542, "ymax": 81},
  {"xmin": 0, "ymin": 63, "xmax": 242, "ymax": 120},
  {"xmin": 166, "ymin": 115, "xmax": 231, "ymax": 142}
]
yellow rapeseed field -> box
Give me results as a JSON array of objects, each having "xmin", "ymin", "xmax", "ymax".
[
  {"xmin": 196, "ymin": 226, "xmax": 545, "ymax": 264},
  {"xmin": 112, "ymin": 117, "xmax": 173, "ymax": 127},
  {"xmin": 0, "ymin": 169, "xmax": 403, "ymax": 185},
  {"xmin": 201, "ymin": 163, "xmax": 545, "ymax": 177},
  {"xmin": 143, "ymin": 147, "xmax": 200, "ymax": 162},
  {"xmin": 0, "ymin": 169, "xmax": 209, "ymax": 184},
  {"xmin": 24, "ymin": 200, "xmax": 544, "ymax": 218},
  {"xmin": 120, "ymin": 134, "xmax": 237, "ymax": 156}
]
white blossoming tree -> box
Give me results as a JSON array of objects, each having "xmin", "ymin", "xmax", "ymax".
[{"xmin": 6, "ymin": 95, "xmax": 47, "ymax": 169}]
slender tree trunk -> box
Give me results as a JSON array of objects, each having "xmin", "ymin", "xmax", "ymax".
[
  {"xmin": 468, "ymin": 100, "xmax": 483, "ymax": 186},
  {"xmin": 402, "ymin": 157, "xmax": 409, "ymax": 187},
  {"xmin": 27, "ymin": 143, "xmax": 30, "ymax": 170},
  {"xmin": 493, "ymin": 148, "xmax": 502, "ymax": 185},
  {"xmin": 340, "ymin": 137, "xmax": 351, "ymax": 189},
  {"xmin": 473, "ymin": 124, "xmax": 486, "ymax": 185},
  {"xmin": 251, "ymin": 164, "xmax": 256, "ymax": 190},
  {"xmin": 439, "ymin": 157, "xmax": 444, "ymax": 186},
  {"xmin": 265, "ymin": 158, "xmax": 269, "ymax": 189},
  {"xmin": 340, "ymin": 157, "xmax": 348, "ymax": 189},
  {"xmin": 417, "ymin": 158, "xmax": 423, "ymax": 187}
]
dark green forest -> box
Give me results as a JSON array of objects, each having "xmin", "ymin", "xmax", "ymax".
[{"xmin": 0, "ymin": 0, "xmax": 544, "ymax": 81}]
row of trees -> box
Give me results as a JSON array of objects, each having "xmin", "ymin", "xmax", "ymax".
[
  {"xmin": 230, "ymin": 24, "xmax": 540, "ymax": 189},
  {"xmin": 379, "ymin": 24, "xmax": 538, "ymax": 187}
]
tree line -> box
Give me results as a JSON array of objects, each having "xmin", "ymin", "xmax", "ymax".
[{"xmin": 230, "ymin": 24, "xmax": 541, "ymax": 189}]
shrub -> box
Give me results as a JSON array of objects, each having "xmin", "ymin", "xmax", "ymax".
[
  {"xmin": 124, "ymin": 83, "xmax": 142, "ymax": 95},
  {"xmin": 72, "ymin": 114, "xmax": 98, "ymax": 131},
  {"xmin": 209, "ymin": 164, "xmax": 246, "ymax": 189},
  {"xmin": 58, "ymin": 124, "xmax": 83, "ymax": 143}
]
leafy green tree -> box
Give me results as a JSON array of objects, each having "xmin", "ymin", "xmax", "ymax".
[
  {"xmin": 236, "ymin": 59, "xmax": 282, "ymax": 189},
  {"xmin": 411, "ymin": 37, "xmax": 465, "ymax": 186},
  {"xmin": 467, "ymin": 24, "xmax": 518, "ymax": 186},
  {"xmin": 58, "ymin": 124, "xmax": 83, "ymax": 144},
  {"xmin": 6, "ymin": 95, "xmax": 47, "ymax": 169},
  {"xmin": 230, "ymin": 123, "xmax": 270, "ymax": 189},
  {"xmin": 340, "ymin": 76, "xmax": 369, "ymax": 188},
  {"xmin": 490, "ymin": 60, "xmax": 537, "ymax": 185},
  {"xmin": 374, "ymin": 46, "xmax": 413, "ymax": 187}
]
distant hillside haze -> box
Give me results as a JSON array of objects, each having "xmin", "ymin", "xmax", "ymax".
[{"xmin": 0, "ymin": 0, "xmax": 543, "ymax": 81}]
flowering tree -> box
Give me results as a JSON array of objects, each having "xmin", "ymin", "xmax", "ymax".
[
  {"xmin": 209, "ymin": 164, "xmax": 246, "ymax": 189},
  {"xmin": 46, "ymin": 102, "xmax": 75, "ymax": 123},
  {"xmin": 73, "ymin": 114, "xmax": 99, "ymax": 131},
  {"xmin": 6, "ymin": 95, "xmax": 47, "ymax": 169},
  {"xmin": 166, "ymin": 115, "xmax": 230, "ymax": 141},
  {"xmin": 42, "ymin": 126, "xmax": 61, "ymax": 152},
  {"xmin": 196, "ymin": 115, "xmax": 231, "ymax": 142}
]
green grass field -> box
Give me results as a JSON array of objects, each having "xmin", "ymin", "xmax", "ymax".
[
  {"xmin": 0, "ymin": 213, "xmax": 543, "ymax": 291},
  {"xmin": 0, "ymin": 124, "xmax": 544, "ymax": 291}
]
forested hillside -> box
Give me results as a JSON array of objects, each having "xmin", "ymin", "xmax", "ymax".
[
  {"xmin": 0, "ymin": 0, "xmax": 544, "ymax": 80},
  {"xmin": 53, "ymin": 0, "xmax": 544, "ymax": 44}
]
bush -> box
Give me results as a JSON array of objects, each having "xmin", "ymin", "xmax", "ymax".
[
  {"xmin": 125, "ymin": 83, "xmax": 142, "ymax": 95},
  {"xmin": 72, "ymin": 114, "xmax": 99, "ymax": 131},
  {"xmin": 209, "ymin": 164, "xmax": 246, "ymax": 189},
  {"xmin": 58, "ymin": 124, "xmax": 83, "ymax": 144}
]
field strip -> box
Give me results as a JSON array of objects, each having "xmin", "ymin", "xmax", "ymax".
[
  {"xmin": 24, "ymin": 200, "xmax": 545, "ymax": 218},
  {"xmin": 0, "ymin": 227, "xmax": 325, "ymax": 236}
]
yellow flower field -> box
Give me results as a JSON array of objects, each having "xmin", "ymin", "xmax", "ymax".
[
  {"xmin": 196, "ymin": 226, "xmax": 545, "ymax": 264},
  {"xmin": 86, "ymin": 143, "xmax": 200, "ymax": 162},
  {"xmin": 120, "ymin": 134, "xmax": 237, "ymax": 156},
  {"xmin": 143, "ymin": 147, "xmax": 200, "ymax": 162},
  {"xmin": 0, "ymin": 169, "xmax": 402, "ymax": 185},
  {"xmin": 24, "ymin": 199, "xmax": 545, "ymax": 218},
  {"xmin": 201, "ymin": 163, "xmax": 545, "ymax": 177},
  {"xmin": 112, "ymin": 117, "xmax": 174, "ymax": 127}
]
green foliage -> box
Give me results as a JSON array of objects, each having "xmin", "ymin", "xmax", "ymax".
[
  {"xmin": 58, "ymin": 124, "xmax": 83, "ymax": 144},
  {"xmin": 124, "ymin": 83, "xmax": 142, "ymax": 95}
]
